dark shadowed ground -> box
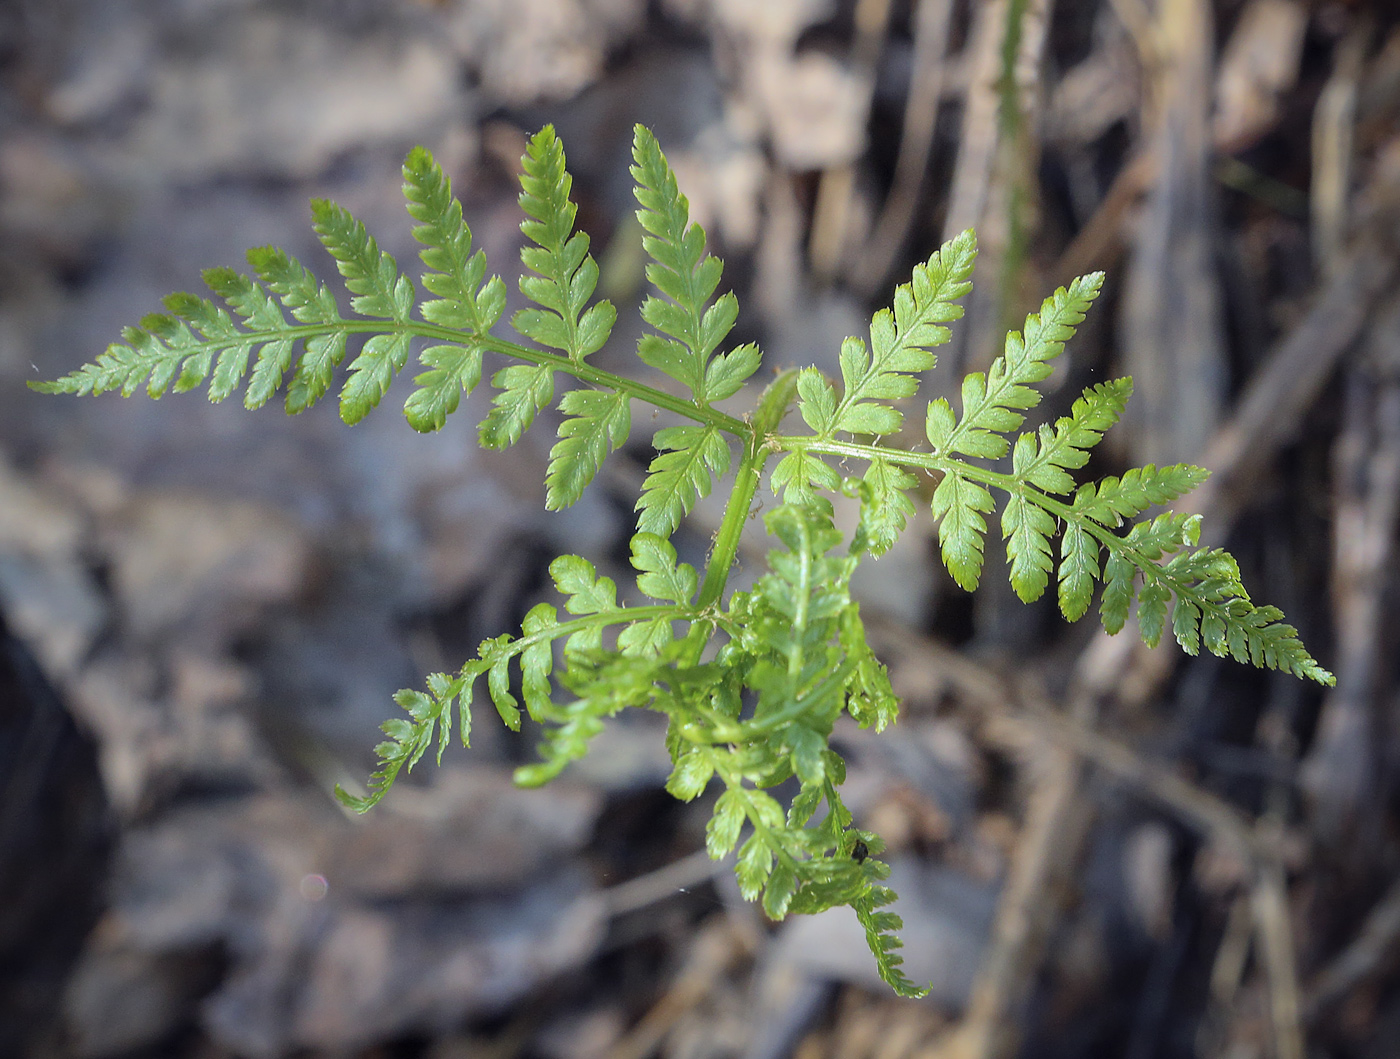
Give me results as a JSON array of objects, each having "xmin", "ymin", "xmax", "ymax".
[{"xmin": 2, "ymin": 1, "xmax": 1399, "ymax": 1057}]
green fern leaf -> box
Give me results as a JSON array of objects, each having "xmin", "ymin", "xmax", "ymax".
[
  {"xmin": 853, "ymin": 884, "xmax": 928, "ymax": 998},
  {"xmin": 520, "ymin": 603, "xmax": 560, "ymax": 721},
  {"xmin": 248, "ymin": 246, "xmax": 348, "ymax": 413},
  {"xmin": 932, "ymin": 272, "xmax": 1104, "ymax": 460},
  {"xmin": 1002, "ymin": 493, "xmax": 1057, "ymax": 603},
  {"xmin": 853, "ymin": 457, "xmax": 917, "ymax": 557},
  {"xmin": 617, "ymin": 613, "xmax": 676, "ymax": 656},
  {"xmin": 1100, "ymin": 551, "xmax": 1136, "ymax": 634},
  {"xmin": 546, "ymin": 388, "xmax": 631, "ymax": 509},
  {"xmin": 666, "ymin": 749, "xmax": 716, "ymax": 800},
  {"xmin": 404, "ymin": 344, "xmax": 483, "ymax": 432},
  {"xmin": 1125, "ymin": 511, "xmax": 1202, "ymax": 560},
  {"xmin": 630, "ymin": 533, "xmax": 698, "ymax": 604},
  {"xmin": 479, "ymin": 363, "xmax": 555, "ymax": 449},
  {"xmin": 771, "ymin": 450, "xmax": 840, "ymax": 512},
  {"xmin": 706, "ymin": 788, "xmax": 747, "ymax": 858},
  {"xmin": 704, "ymin": 342, "xmax": 763, "ymax": 402},
  {"xmin": 341, "ymin": 332, "xmax": 414, "ymax": 425},
  {"xmin": 514, "ymin": 126, "xmax": 617, "ymax": 359},
  {"xmin": 550, "ymin": 554, "xmax": 618, "ymax": 613},
  {"xmin": 763, "ymin": 862, "xmax": 800, "ymax": 918},
  {"xmin": 1137, "ymin": 581, "xmax": 1172, "ymax": 647},
  {"xmin": 469, "ymin": 634, "xmax": 520, "ymax": 732},
  {"xmin": 635, "ymin": 424, "xmax": 731, "ymax": 537},
  {"xmin": 736, "ymin": 833, "xmax": 776, "ymax": 901},
  {"xmin": 1174, "ymin": 597, "xmax": 1203, "ymax": 655},
  {"xmin": 784, "ymin": 725, "xmax": 827, "ymax": 787},
  {"xmin": 797, "ymin": 369, "xmax": 838, "ymax": 434},
  {"xmin": 630, "ymin": 125, "xmax": 741, "ymax": 404},
  {"xmin": 402, "ymin": 145, "xmax": 506, "ymax": 335},
  {"xmin": 827, "ymin": 229, "xmax": 976, "ymax": 437},
  {"xmin": 1072, "ymin": 463, "xmax": 1212, "ymax": 526},
  {"xmin": 1012, "ymin": 378, "xmax": 1132, "ymax": 494},
  {"xmin": 1057, "ymin": 522, "xmax": 1100, "ymax": 622},
  {"xmin": 931, "ymin": 471, "xmax": 994, "ymax": 591},
  {"xmin": 309, "ymin": 199, "xmax": 414, "ymax": 423},
  {"xmin": 400, "ymin": 146, "xmax": 504, "ymax": 430}
]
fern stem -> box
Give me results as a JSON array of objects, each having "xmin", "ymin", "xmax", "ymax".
[
  {"xmin": 695, "ymin": 426, "xmax": 767, "ymax": 611},
  {"xmin": 499, "ymin": 604, "xmax": 687, "ymax": 657},
  {"xmin": 468, "ymin": 330, "xmax": 746, "ymax": 433}
]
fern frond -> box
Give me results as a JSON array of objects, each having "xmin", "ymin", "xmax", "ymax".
[
  {"xmin": 39, "ymin": 126, "xmax": 1335, "ymax": 1005},
  {"xmin": 514, "ymin": 126, "xmax": 617, "ymax": 360},
  {"xmin": 823, "ymin": 229, "xmax": 977, "ymax": 438},
  {"xmin": 630, "ymin": 125, "xmax": 755, "ymax": 405},
  {"xmin": 635, "ymin": 424, "xmax": 731, "ymax": 537},
  {"xmin": 310, "ymin": 199, "xmax": 415, "ymax": 423},
  {"xmin": 546, "ymin": 388, "xmax": 631, "ymax": 509},
  {"xmin": 926, "ymin": 272, "xmax": 1104, "ymax": 459}
]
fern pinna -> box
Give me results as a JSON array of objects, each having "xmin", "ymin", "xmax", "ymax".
[{"xmin": 34, "ymin": 124, "xmax": 1333, "ymax": 996}]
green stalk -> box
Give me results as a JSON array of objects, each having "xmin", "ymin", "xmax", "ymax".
[{"xmin": 695, "ymin": 426, "xmax": 767, "ymax": 611}]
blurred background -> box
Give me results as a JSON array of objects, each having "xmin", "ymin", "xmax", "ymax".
[{"xmin": 2, "ymin": 0, "xmax": 1399, "ymax": 1056}]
